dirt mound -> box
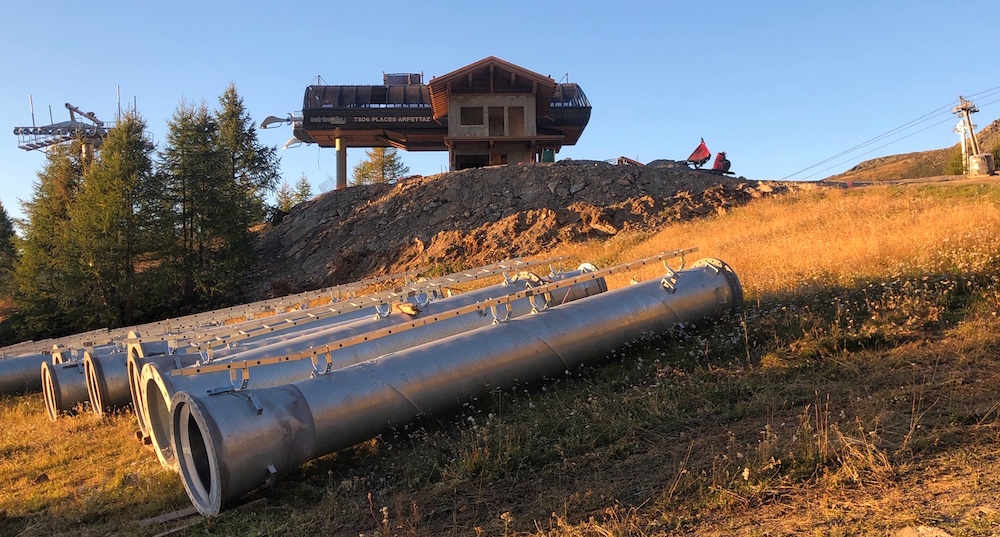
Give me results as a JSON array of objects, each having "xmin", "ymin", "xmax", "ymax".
[{"xmin": 253, "ymin": 160, "xmax": 805, "ymax": 297}]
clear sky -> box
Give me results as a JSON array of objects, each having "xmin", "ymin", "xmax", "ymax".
[{"xmin": 2, "ymin": 1, "xmax": 998, "ymax": 224}]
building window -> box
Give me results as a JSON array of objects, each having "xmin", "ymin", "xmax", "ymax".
[
  {"xmin": 509, "ymin": 106, "xmax": 525, "ymax": 136},
  {"xmin": 460, "ymin": 106, "xmax": 484, "ymax": 126},
  {"xmin": 489, "ymin": 107, "xmax": 505, "ymax": 136}
]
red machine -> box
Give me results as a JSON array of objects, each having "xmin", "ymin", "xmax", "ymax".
[
  {"xmin": 686, "ymin": 138, "xmax": 711, "ymax": 168},
  {"xmin": 686, "ymin": 139, "xmax": 732, "ymax": 175}
]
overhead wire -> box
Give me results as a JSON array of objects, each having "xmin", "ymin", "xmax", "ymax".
[
  {"xmin": 782, "ymin": 84, "xmax": 1000, "ymax": 180},
  {"xmin": 797, "ymin": 114, "xmax": 959, "ymax": 180}
]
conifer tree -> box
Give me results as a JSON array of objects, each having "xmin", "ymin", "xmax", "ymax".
[
  {"xmin": 276, "ymin": 181, "xmax": 295, "ymax": 212},
  {"xmin": 0, "ymin": 200, "xmax": 16, "ymax": 299},
  {"xmin": 10, "ymin": 143, "xmax": 87, "ymax": 337},
  {"xmin": 293, "ymin": 173, "xmax": 313, "ymax": 204},
  {"xmin": 160, "ymin": 100, "xmax": 223, "ymax": 307},
  {"xmin": 351, "ymin": 147, "xmax": 410, "ymax": 185},
  {"xmin": 69, "ymin": 112, "xmax": 156, "ymax": 326},
  {"xmin": 215, "ymin": 83, "xmax": 281, "ymax": 227},
  {"xmin": 160, "ymin": 99, "xmax": 256, "ymax": 309}
]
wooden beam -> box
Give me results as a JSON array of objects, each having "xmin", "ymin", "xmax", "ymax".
[{"xmin": 138, "ymin": 507, "xmax": 199, "ymax": 528}]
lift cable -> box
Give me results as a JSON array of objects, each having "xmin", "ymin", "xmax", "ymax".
[
  {"xmin": 796, "ymin": 115, "xmax": 959, "ymax": 180},
  {"xmin": 782, "ymin": 85, "xmax": 1000, "ymax": 180}
]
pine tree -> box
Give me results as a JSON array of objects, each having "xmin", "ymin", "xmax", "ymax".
[
  {"xmin": 160, "ymin": 100, "xmax": 234, "ymax": 309},
  {"xmin": 276, "ymin": 181, "xmax": 295, "ymax": 212},
  {"xmin": 352, "ymin": 147, "xmax": 410, "ymax": 185},
  {"xmin": 215, "ymin": 83, "xmax": 281, "ymax": 227},
  {"xmin": 10, "ymin": 142, "xmax": 87, "ymax": 338},
  {"xmin": 69, "ymin": 112, "xmax": 156, "ymax": 327},
  {"xmin": 293, "ymin": 173, "xmax": 313, "ymax": 204},
  {"xmin": 0, "ymin": 200, "xmax": 17, "ymax": 299}
]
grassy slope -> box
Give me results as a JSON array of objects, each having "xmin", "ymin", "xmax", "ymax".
[
  {"xmin": 3, "ymin": 183, "xmax": 1000, "ymax": 536},
  {"xmin": 823, "ymin": 118, "xmax": 1000, "ymax": 184}
]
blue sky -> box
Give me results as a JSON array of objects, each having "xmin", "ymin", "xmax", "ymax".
[{"xmin": 2, "ymin": 1, "xmax": 998, "ymax": 223}]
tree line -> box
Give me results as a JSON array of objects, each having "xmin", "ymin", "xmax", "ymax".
[{"xmin": 0, "ymin": 84, "xmax": 280, "ymax": 345}]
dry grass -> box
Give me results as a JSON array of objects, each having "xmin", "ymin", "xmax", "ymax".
[
  {"xmin": 3, "ymin": 182, "xmax": 1000, "ymax": 536},
  {"xmin": 0, "ymin": 396, "xmax": 187, "ymax": 535},
  {"xmin": 572, "ymin": 183, "xmax": 1000, "ymax": 294}
]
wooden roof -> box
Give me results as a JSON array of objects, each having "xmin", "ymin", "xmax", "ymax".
[{"xmin": 427, "ymin": 56, "xmax": 557, "ymax": 120}]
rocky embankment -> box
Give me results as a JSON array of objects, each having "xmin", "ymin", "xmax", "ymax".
[{"xmin": 254, "ymin": 160, "xmax": 811, "ymax": 297}]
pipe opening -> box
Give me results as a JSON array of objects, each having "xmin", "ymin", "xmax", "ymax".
[
  {"xmin": 41, "ymin": 363, "xmax": 58, "ymax": 422},
  {"xmin": 174, "ymin": 400, "xmax": 216, "ymax": 513},
  {"xmin": 85, "ymin": 359, "xmax": 102, "ymax": 415},
  {"xmin": 144, "ymin": 377, "xmax": 172, "ymax": 463},
  {"xmin": 128, "ymin": 359, "xmax": 148, "ymax": 434}
]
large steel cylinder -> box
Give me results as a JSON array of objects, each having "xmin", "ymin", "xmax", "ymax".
[
  {"xmin": 127, "ymin": 347, "xmax": 181, "ymax": 439},
  {"xmin": 171, "ymin": 259, "xmax": 741, "ymax": 515},
  {"xmin": 0, "ymin": 352, "xmax": 50, "ymax": 395},
  {"xmin": 40, "ymin": 361, "xmax": 91, "ymax": 421},
  {"xmin": 126, "ymin": 274, "xmax": 535, "ymax": 439},
  {"xmin": 127, "ymin": 300, "xmax": 382, "ymax": 360},
  {"xmin": 84, "ymin": 350, "xmax": 132, "ymax": 416},
  {"xmin": 146, "ymin": 269, "xmax": 606, "ymax": 469}
]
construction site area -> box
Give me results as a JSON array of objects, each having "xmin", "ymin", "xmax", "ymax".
[{"xmin": 3, "ymin": 55, "xmax": 1000, "ymax": 536}]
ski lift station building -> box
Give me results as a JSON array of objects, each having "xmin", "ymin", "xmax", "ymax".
[{"xmin": 276, "ymin": 56, "xmax": 591, "ymax": 188}]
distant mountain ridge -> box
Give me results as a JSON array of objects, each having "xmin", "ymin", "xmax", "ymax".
[{"xmin": 824, "ymin": 117, "xmax": 1000, "ymax": 182}]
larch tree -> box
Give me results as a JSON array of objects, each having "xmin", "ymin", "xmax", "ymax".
[
  {"xmin": 69, "ymin": 112, "xmax": 156, "ymax": 327},
  {"xmin": 0, "ymin": 200, "xmax": 16, "ymax": 300},
  {"xmin": 351, "ymin": 147, "xmax": 410, "ymax": 185},
  {"xmin": 215, "ymin": 83, "xmax": 281, "ymax": 228},
  {"xmin": 159, "ymin": 99, "xmax": 235, "ymax": 309},
  {"xmin": 10, "ymin": 142, "xmax": 87, "ymax": 338},
  {"xmin": 275, "ymin": 181, "xmax": 295, "ymax": 212},
  {"xmin": 293, "ymin": 173, "xmax": 313, "ymax": 204}
]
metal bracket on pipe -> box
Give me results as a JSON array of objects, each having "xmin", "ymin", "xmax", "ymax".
[
  {"xmin": 248, "ymin": 394, "xmax": 264, "ymax": 415},
  {"xmin": 490, "ymin": 303, "xmax": 511, "ymax": 324},
  {"xmin": 413, "ymin": 292, "xmax": 430, "ymax": 307},
  {"xmin": 661, "ymin": 265, "xmax": 679, "ymax": 294},
  {"xmin": 310, "ymin": 352, "xmax": 333, "ymax": 378},
  {"xmin": 230, "ymin": 364, "xmax": 250, "ymax": 391},
  {"xmin": 373, "ymin": 303, "xmax": 391, "ymax": 320},
  {"xmin": 529, "ymin": 291, "xmax": 553, "ymax": 313}
]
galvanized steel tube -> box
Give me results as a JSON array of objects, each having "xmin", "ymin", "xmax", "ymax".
[
  {"xmin": 171, "ymin": 258, "xmax": 741, "ymax": 515},
  {"xmin": 84, "ymin": 350, "xmax": 132, "ymax": 416},
  {"xmin": 0, "ymin": 352, "xmax": 50, "ymax": 395},
  {"xmin": 40, "ymin": 360, "xmax": 91, "ymax": 421},
  {"xmin": 146, "ymin": 269, "xmax": 606, "ymax": 469},
  {"xmin": 127, "ymin": 345, "xmax": 183, "ymax": 440}
]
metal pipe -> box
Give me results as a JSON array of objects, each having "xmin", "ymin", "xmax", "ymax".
[
  {"xmin": 84, "ymin": 350, "xmax": 132, "ymax": 416},
  {"xmin": 127, "ymin": 340, "xmax": 193, "ymax": 440},
  {"xmin": 146, "ymin": 269, "xmax": 606, "ymax": 469},
  {"xmin": 0, "ymin": 352, "xmax": 50, "ymax": 395},
  {"xmin": 126, "ymin": 269, "xmax": 577, "ymax": 441},
  {"xmin": 171, "ymin": 258, "xmax": 741, "ymax": 515},
  {"xmin": 40, "ymin": 360, "xmax": 91, "ymax": 421}
]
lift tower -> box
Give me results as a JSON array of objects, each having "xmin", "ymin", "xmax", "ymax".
[
  {"xmin": 952, "ymin": 95, "xmax": 994, "ymax": 175},
  {"xmin": 13, "ymin": 100, "xmax": 112, "ymax": 159}
]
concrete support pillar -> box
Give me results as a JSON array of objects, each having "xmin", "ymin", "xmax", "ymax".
[{"xmin": 335, "ymin": 138, "xmax": 347, "ymax": 190}]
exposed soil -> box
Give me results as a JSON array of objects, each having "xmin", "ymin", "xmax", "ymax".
[{"xmin": 254, "ymin": 160, "xmax": 812, "ymax": 297}]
